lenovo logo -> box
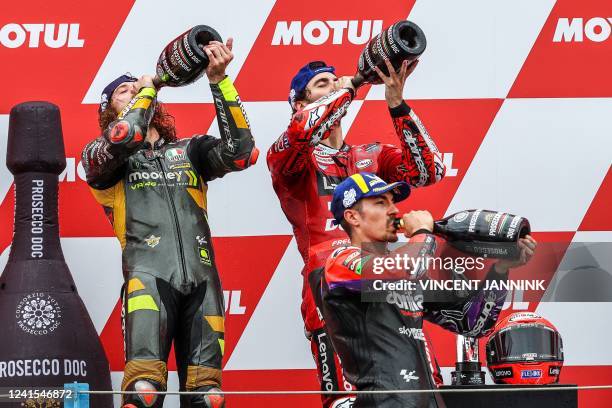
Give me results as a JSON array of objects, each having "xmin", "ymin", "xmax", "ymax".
[
  {"xmin": 272, "ymin": 20, "xmax": 383, "ymax": 46},
  {"xmin": 0, "ymin": 23, "xmax": 84, "ymax": 48},
  {"xmin": 553, "ymin": 18, "xmax": 612, "ymax": 43}
]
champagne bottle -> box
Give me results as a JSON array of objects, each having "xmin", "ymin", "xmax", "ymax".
[
  {"xmin": 395, "ymin": 209, "xmax": 531, "ymax": 260},
  {"xmin": 352, "ymin": 20, "xmax": 426, "ymax": 88},
  {"xmin": 153, "ymin": 25, "xmax": 222, "ymax": 88},
  {"xmin": 0, "ymin": 102, "xmax": 112, "ymax": 407}
]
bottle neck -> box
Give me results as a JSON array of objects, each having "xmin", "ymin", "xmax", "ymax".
[
  {"xmin": 9, "ymin": 172, "xmax": 64, "ymax": 262},
  {"xmin": 394, "ymin": 218, "xmax": 442, "ymax": 235}
]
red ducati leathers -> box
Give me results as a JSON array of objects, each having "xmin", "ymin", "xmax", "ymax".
[{"xmin": 267, "ymin": 88, "xmax": 445, "ymax": 406}]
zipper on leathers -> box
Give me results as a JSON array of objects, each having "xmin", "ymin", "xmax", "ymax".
[{"xmin": 155, "ymin": 156, "xmax": 188, "ymax": 284}]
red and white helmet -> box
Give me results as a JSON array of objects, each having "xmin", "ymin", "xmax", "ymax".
[{"xmin": 485, "ymin": 312, "xmax": 564, "ymax": 385}]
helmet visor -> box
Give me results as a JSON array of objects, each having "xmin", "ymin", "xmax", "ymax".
[{"xmin": 487, "ymin": 324, "xmax": 563, "ymax": 365}]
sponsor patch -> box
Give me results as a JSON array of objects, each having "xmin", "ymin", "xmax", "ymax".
[
  {"xmin": 144, "ymin": 235, "xmax": 161, "ymax": 248},
  {"xmin": 168, "ymin": 162, "xmax": 192, "ymax": 170},
  {"xmin": 355, "ymin": 159, "xmax": 373, "ymax": 169},
  {"xmin": 362, "ymin": 173, "xmax": 385, "ymax": 186},
  {"xmin": 273, "ymin": 134, "xmax": 290, "ymax": 153},
  {"xmin": 493, "ymin": 368, "xmax": 513, "ymax": 379},
  {"xmin": 522, "ymin": 352, "xmax": 538, "ymax": 361},
  {"xmin": 398, "ymin": 326, "xmax": 425, "ymax": 341},
  {"xmin": 316, "ymin": 173, "xmax": 342, "ymax": 196},
  {"xmin": 508, "ymin": 312, "xmax": 542, "ymax": 322},
  {"xmin": 468, "ymin": 209, "xmax": 482, "ymax": 233},
  {"xmin": 521, "ymin": 369, "xmax": 542, "ymax": 379},
  {"xmin": 342, "ymin": 250, "xmax": 360, "ymax": 266},
  {"xmin": 199, "ymin": 246, "xmax": 212, "ymax": 266},
  {"xmin": 399, "ymin": 369, "xmax": 419, "ymax": 383},
  {"xmin": 130, "ymin": 181, "xmax": 158, "ymax": 190},
  {"xmin": 343, "ymin": 189, "xmax": 357, "ymax": 207},
  {"xmin": 165, "ymin": 148, "xmax": 186, "ymax": 162},
  {"xmin": 16, "ymin": 293, "xmax": 62, "ymax": 336}
]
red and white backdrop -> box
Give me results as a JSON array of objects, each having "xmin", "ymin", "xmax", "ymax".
[{"xmin": 1, "ymin": 0, "xmax": 611, "ymax": 406}]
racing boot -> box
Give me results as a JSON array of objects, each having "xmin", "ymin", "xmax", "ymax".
[
  {"xmin": 122, "ymin": 379, "xmax": 165, "ymax": 408},
  {"xmin": 183, "ymin": 385, "xmax": 225, "ymax": 408}
]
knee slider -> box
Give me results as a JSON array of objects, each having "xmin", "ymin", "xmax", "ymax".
[
  {"xmin": 189, "ymin": 386, "xmax": 225, "ymax": 408},
  {"xmin": 123, "ymin": 379, "xmax": 164, "ymax": 408}
]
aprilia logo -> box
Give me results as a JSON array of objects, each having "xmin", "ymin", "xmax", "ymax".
[
  {"xmin": 386, "ymin": 291, "xmax": 423, "ymax": 314},
  {"xmin": 272, "ymin": 20, "xmax": 382, "ymax": 45},
  {"xmin": 553, "ymin": 18, "xmax": 612, "ymax": 43},
  {"xmin": 0, "ymin": 24, "xmax": 84, "ymax": 48}
]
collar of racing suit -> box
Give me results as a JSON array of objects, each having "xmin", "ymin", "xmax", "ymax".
[{"xmin": 140, "ymin": 136, "xmax": 166, "ymax": 151}]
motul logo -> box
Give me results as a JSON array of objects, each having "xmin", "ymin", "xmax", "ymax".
[
  {"xmin": 0, "ymin": 23, "xmax": 84, "ymax": 48},
  {"xmin": 272, "ymin": 20, "xmax": 383, "ymax": 46},
  {"xmin": 224, "ymin": 290, "xmax": 247, "ymax": 315},
  {"xmin": 553, "ymin": 18, "xmax": 612, "ymax": 43}
]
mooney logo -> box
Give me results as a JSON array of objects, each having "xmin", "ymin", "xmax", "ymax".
[
  {"xmin": 0, "ymin": 23, "xmax": 84, "ymax": 48},
  {"xmin": 272, "ymin": 20, "xmax": 383, "ymax": 45},
  {"xmin": 553, "ymin": 18, "xmax": 612, "ymax": 43},
  {"xmin": 128, "ymin": 169, "xmax": 198, "ymax": 186}
]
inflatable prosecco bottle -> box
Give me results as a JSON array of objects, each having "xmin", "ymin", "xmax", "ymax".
[{"xmin": 0, "ymin": 102, "xmax": 112, "ymax": 407}]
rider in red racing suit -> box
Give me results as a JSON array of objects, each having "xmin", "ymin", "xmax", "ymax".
[{"xmin": 267, "ymin": 60, "xmax": 445, "ymax": 407}]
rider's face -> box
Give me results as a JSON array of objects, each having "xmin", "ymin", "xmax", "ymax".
[
  {"xmin": 304, "ymin": 72, "xmax": 338, "ymax": 103},
  {"xmin": 351, "ymin": 193, "xmax": 400, "ymax": 243},
  {"xmin": 111, "ymin": 81, "xmax": 138, "ymax": 114}
]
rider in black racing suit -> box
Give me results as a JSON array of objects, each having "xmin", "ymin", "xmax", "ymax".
[
  {"xmin": 320, "ymin": 173, "xmax": 536, "ymax": 408},
  {"xmin": 82, "ymin": 40, "xmax": 257, "ymax": 408}
]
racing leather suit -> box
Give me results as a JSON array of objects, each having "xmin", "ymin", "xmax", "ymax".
[
  {"xmin": 266, "ymin": 88, "xmax": 445, "ymax": 406},
  {"xmin": 82, "ymin": 77, "xmax": 257, "ymax": 407},
  {"xmin": 322, "ymin": 236, "xmax": 509, "ymax": 408}
]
